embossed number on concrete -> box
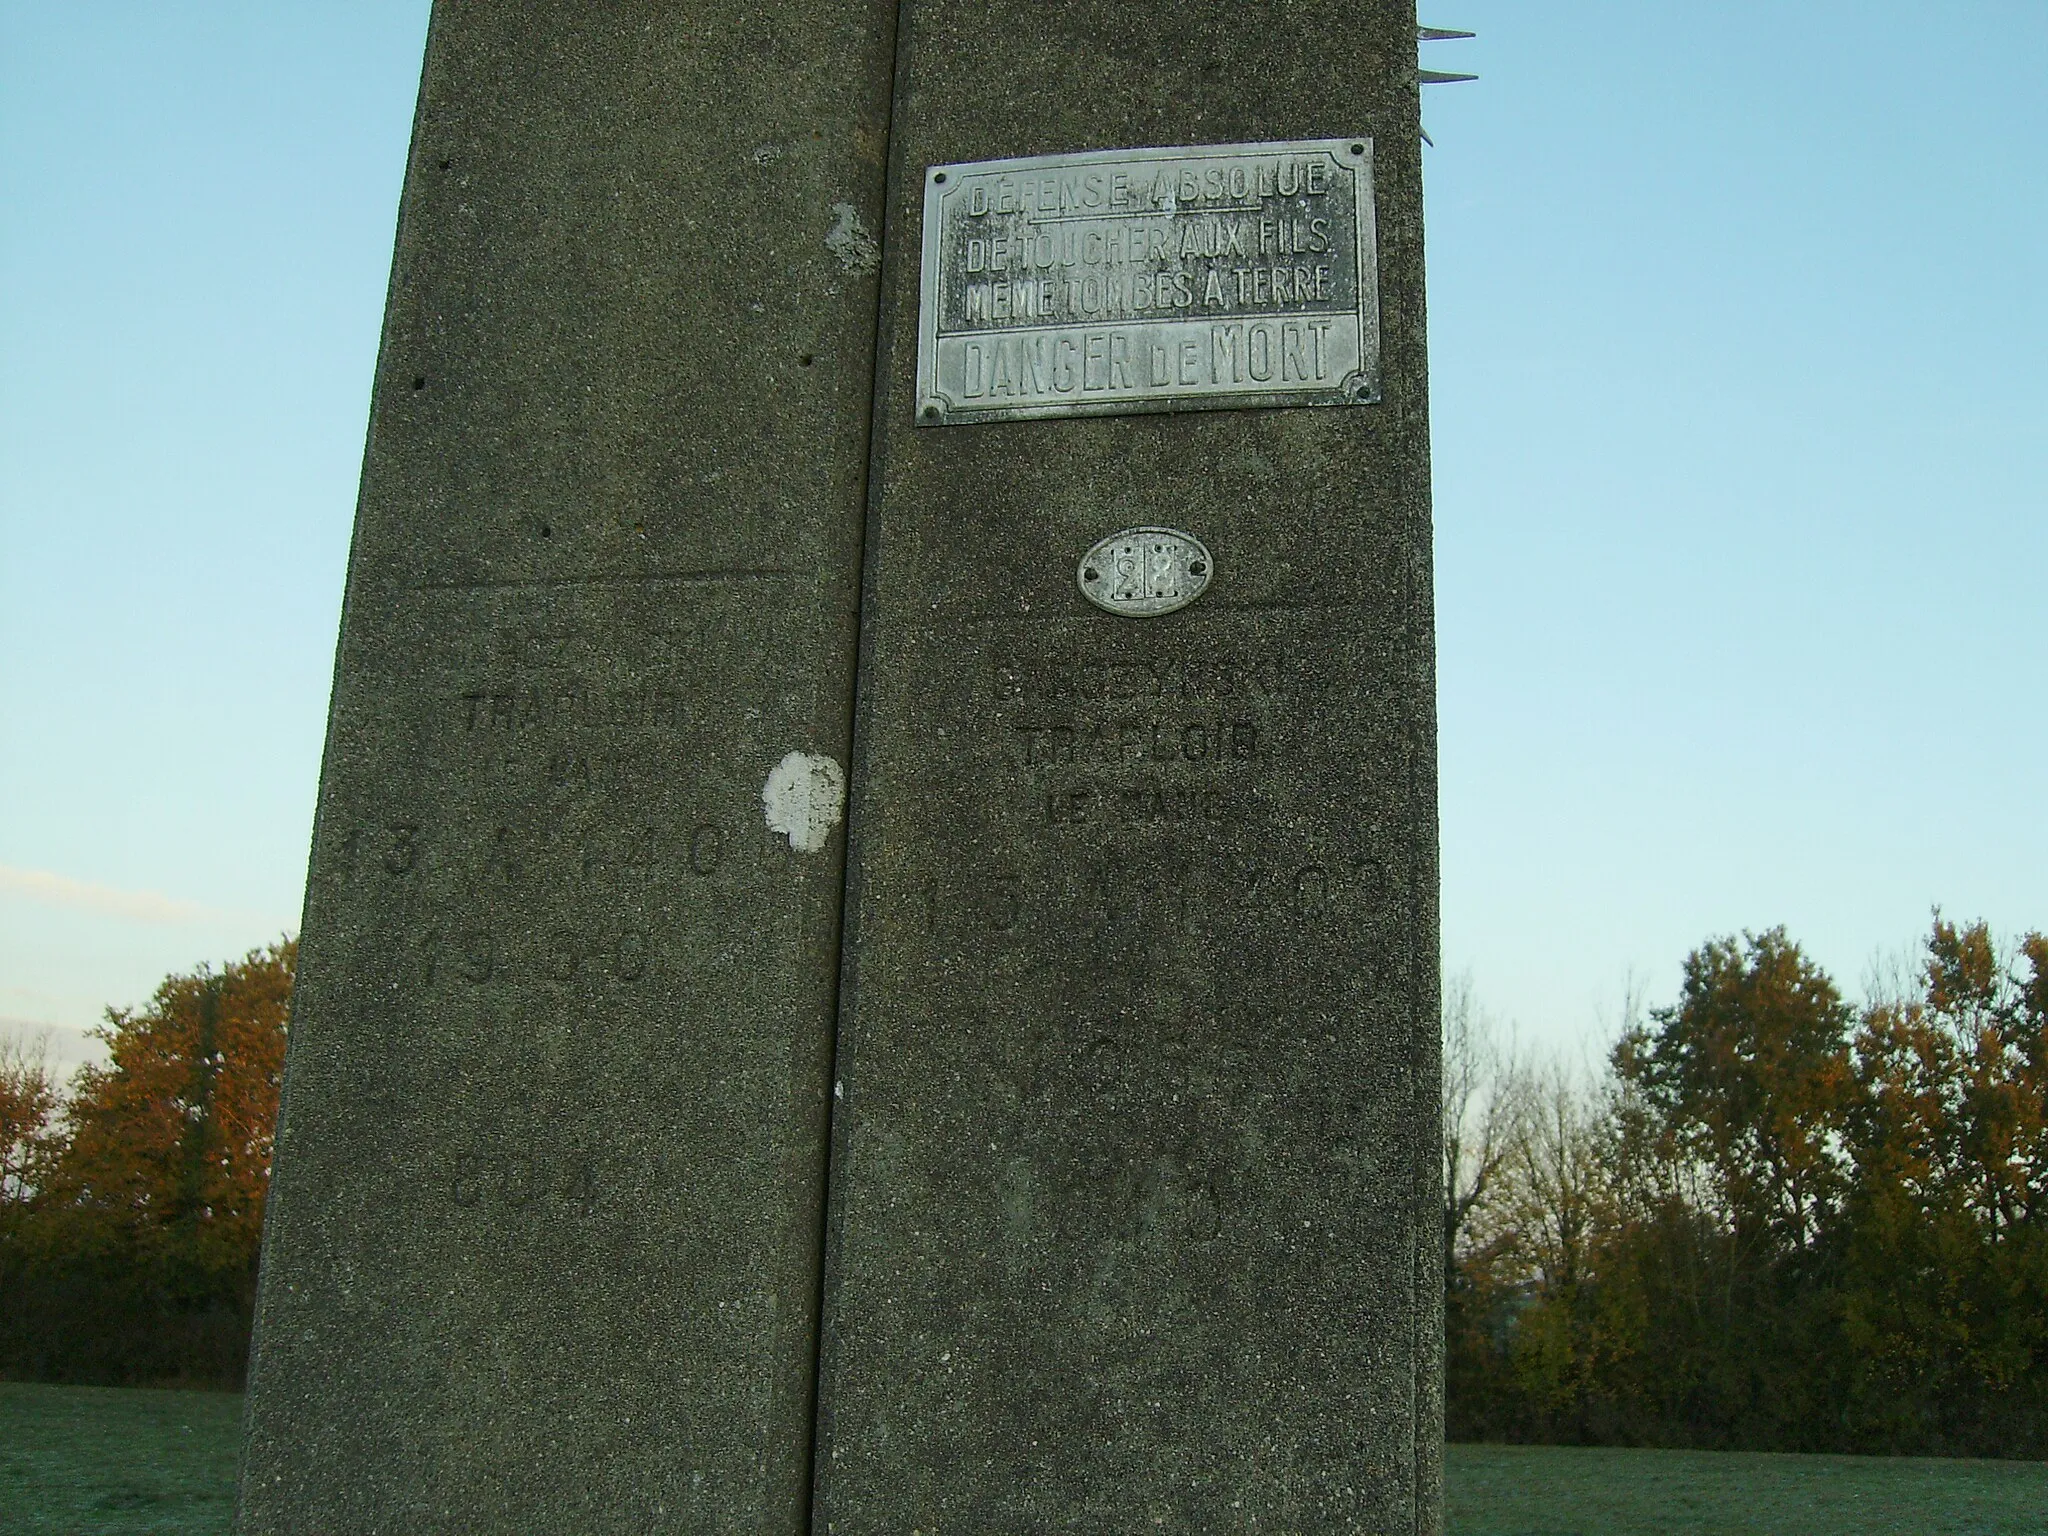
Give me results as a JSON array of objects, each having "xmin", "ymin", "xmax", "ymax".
[
  {"xmin": 916, "ymin": 138, "xmax": 1380, "ymax": 425},
  {"xmin": 1078, "ymin": 526, "xmax": 1212, "ymax": 617}
]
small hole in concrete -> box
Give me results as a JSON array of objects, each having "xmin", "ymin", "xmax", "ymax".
[
  {"xmin": 922, "ymin": 405, "xmax": 940, "ymax": 420},
  {"xmin": 411, "ymin": 376, "xmax": 426, "ymax": 390},
  {"xmin": 1189, "ymin": 561, "xmax": 1207, "ymax": 575},
  {"xmin": 438, "ymin": 158, "xmax": 451, "ymax": 170},
  {"xmin": 933, "ymin": 171, "xmax": 947, "ymax": 184},
  {"xmin": 539, "ymin": 524, "xmax": 552, "ymax": 539},
  {"xmin": 1083, "ymin": 568, "xmax": 1099, "ymax": 582},
  {"xmin": 799, "ymin": 354, "xmax": 814, "ymax": 367},
  {"xmin": 1350, "ymin": 142, "xmax": 1366, "ymax": 156}
]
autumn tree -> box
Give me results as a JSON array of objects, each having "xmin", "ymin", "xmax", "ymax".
[
  {"xmin": 1443, "ymin": 976, "xmax": 1530, "ymax": 1285},
  {"xmin": 1595, "ymin": 930, "xmax": 1857, "ymax": 1444},
  {"xmin": 1493, "ymin": 1062, "xmax": 1621, "ymax": 1436},
  {"xmin": 0, "ymin": 941, "xmax": 294, "ymax": 1384},
  {"xmin": 1617, "ymin": 928, "xmax": 1856, "ymax": 1255},
  {"xmin": 0, "ymin": 1033, "xmax": 58, "ymax": 1215},
  {"xmin": 46, "ymin": 939, "xmax": 294, "ymax": 1280},
  {"xmin": 1442, "ymin": 977, "xmax": 1534, "ymax": 1437},
  {"xmin": 1839, "ymin": 916, "xmax": 2048, "ymax": 1453}
]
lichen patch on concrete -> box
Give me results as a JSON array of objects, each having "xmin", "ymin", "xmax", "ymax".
[{"xmin": 825, "ymin": 202, "xmax": 881, "ymax": 273}]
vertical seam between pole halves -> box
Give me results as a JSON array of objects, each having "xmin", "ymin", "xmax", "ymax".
[{"xmin": 801, "ymin": 3, "xmax": 914, "ymax": 1532}]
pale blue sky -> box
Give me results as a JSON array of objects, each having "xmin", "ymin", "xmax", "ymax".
[{"xmin": 2, "ymin": 2, "xmax": 2042, "ymax": 1075}]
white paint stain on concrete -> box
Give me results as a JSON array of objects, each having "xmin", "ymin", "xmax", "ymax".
[
  {"xmin": 762, "ymin": 751, "xmax": 847, "ymax": 854},
  {"xmin": 825, "ymin": 202, "xmax": 881, "ymax": 273}
]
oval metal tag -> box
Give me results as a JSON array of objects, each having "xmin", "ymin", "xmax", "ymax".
[{"xmin": 1077, "ymin": 527, "xmax": 1212, "ymax": 618}]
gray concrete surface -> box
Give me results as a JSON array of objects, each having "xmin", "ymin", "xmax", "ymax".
[
  {"xmin": 236, "ymin": 4, "xmax": 896, "ymax": 1530},
  {"xmin": 814, "ymin": 3, "xmax": 1444, "ymax": 1531}
]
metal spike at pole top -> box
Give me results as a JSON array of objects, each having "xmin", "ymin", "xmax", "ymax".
[
  {"xmin": 1417, "ymin": 20, "xmax": 1477, "ymax": 84},
  {"xmin": 1417, "ymin": 18, "xmax": 1476, "ymax": 144}
]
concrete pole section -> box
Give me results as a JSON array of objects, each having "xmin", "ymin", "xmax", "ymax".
[
  {"xmin": 236, "ymin": 4, "xmax": 896, "ymax": 1530},
  {"xmin": 816, "ymin": 2, "xmax": 1442, "ymax": 1531}
]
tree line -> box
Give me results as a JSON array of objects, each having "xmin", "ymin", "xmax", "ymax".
[
  {"xmin": 5, "ymin": 917, "xmax": 2045, "ymax": 1455},
  {"xmin": 1445, "ymin": 916, "xmax": 2048, "ymax": 1458}
]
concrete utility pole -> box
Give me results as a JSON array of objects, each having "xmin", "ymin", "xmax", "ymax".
[{"xmin": 239, "ymin": 5, "xmax": 1444, "ymax": 1532}]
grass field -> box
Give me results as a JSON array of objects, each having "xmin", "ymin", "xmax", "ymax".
[
  {"xmin": 5, "ymin": 1383, "xmax": 2046, "ymax": 1533},
  {"xmin": 1, "ymin": 1382, "xmax": 241, "ymax": 1535},
  {"xmin": 1447, "ymin": 1441, "xmax": 2048, "ymax": 1535}
]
